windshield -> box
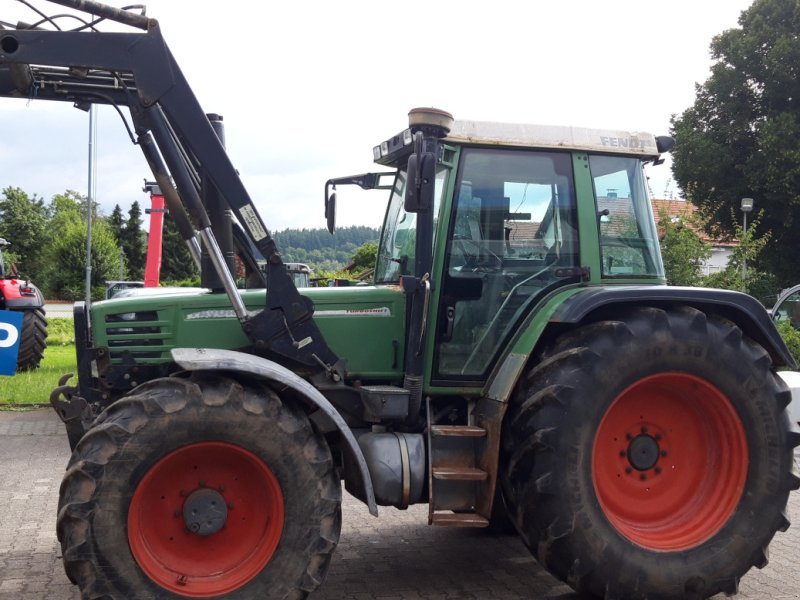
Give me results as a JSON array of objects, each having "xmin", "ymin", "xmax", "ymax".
[
  {"xmin": 773, "ymin": 288, "xmax": 800, "ymax": 329},
  {"xmin": 590, "ymin": 155, "xmax": 664, "ymax": 278},
  {"xmin": 374, "ymin": 168, "xmax": 448, "ymax": 283}
]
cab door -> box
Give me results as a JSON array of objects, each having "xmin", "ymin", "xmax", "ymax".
[{"xmin": 430, "ymin": 147, "xmax": 580, "ymax": 385}]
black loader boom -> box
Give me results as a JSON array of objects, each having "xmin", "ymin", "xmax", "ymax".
[{"xmin": 0, "ymin": 0, "xmax": 339, "ymax": 375}]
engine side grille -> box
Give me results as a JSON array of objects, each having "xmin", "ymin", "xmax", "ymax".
[{"xmin": 103, "ymin": 311, "xmax": 171, "ymax": 362}]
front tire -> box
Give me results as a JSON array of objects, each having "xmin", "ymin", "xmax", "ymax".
[
  {"xmin": 501, "ymin": 306, "xmax": 800, "ymax": 599},
  {"xmin": 57, "ymin": 374, "xmax": 341, "ymax": 599}
]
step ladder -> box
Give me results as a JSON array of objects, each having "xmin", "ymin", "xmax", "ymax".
[{"xmin": 427, "ymin": 399, "xmax": 504, "ymax": 527}]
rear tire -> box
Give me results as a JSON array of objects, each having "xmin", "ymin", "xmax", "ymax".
[
  {"xmin": 16, "ymin": 307, "xmax": 47, "ymax": 371},
  {"xmin": 57, "ymin": 374, "xmax": 341, "ymax": 599},
  {"xmin": 501, "ymin": 306, "xmax": 800, "ymax": 599}
]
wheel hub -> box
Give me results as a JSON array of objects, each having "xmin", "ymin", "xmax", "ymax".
[
  {"xmin": 627, "ymin": 434, "xmax": 660, "ymax": 471},
  {"xmin": 183, "ymin": 488, "xmax": 228, "ymax": 536}
]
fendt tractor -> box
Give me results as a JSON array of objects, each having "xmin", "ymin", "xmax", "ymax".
[
  {"xmin": 0, "ymin": 237, "xmax": 47, "ymax": 370},
  {"xmin": 1, "ymin": 2, "xmax": 799, "ymax": 599}
]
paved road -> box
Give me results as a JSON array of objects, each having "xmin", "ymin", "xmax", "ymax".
[
  {"xmin": 43, "ymin": 304, "xmax": 73, "ymax": 319},
  {"xmin": 0, "ymin": 409, "xmax": 798, "ymax": 600}
]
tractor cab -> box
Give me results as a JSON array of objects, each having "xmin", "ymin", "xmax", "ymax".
[{"xmin": 329, "ymin": 108, "xmax": 672, "ymax": 383}]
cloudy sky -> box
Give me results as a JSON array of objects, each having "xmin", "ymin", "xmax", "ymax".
[{"xmin": 0, "ymin": 0, "xmax": 753, "ymax": 232}]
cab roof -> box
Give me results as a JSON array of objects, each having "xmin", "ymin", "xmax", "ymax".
[{"xmin": 445, "ymin": 120, "xmax": 661, "ymax": 158}]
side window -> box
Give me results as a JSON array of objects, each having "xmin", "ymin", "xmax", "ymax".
[
  {"xmin": 375, "ymin": 172, "xmax": 414, "ymax": 283},
  {"xmin": 590, "ymin": 155, "xmax": 663, "ymax": 277},
  {"xmin": 375, "ymin": 168, "xmax": 449, "ymax": 284},
  {"xmin": 436, "ymin": 148, "xmax": 577, "ymax": 379}
]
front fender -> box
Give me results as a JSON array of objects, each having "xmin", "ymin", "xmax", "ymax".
[{"xmin": 171, "ymin": 347, "xmax": 378, "ymax": 517}]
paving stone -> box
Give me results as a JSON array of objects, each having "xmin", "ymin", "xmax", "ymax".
[{"xmin": 0, "ymin": 408, "xmax": 797, "ymax": 599}]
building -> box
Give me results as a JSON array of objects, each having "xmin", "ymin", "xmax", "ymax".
[{"xmin": 650, "ymin": 198, "xmax": 736, "ymax": 276}]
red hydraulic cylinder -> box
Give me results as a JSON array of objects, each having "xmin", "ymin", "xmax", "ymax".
[{"xmin": 144, "ymin": 185, "xmax": 166, "ymax": 287}]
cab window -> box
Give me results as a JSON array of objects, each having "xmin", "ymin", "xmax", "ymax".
[{"xmin": 435, "ymin": 148, "xmax": 577, "ymax": 379}]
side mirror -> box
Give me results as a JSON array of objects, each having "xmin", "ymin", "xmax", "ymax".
[
  {"xmin": 405, "ymin": 152, "xmax": 435, "ymax": 213},
  {"xmin": 325, "ymin": 190, "xmax": 337, "ymax": 234}
]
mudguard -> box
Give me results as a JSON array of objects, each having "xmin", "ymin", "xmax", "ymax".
[
  {"xmin": 551, "ymin": 286, "xmax": 797, "ymax": 369},
  {"xmin": 486, "ymin": 285, "xmax": 797, "ymax": 405},
  {"xmin": 0, "ymin": 280, "xmax": 45, "ymax": 309},
  {"xmin": 171, "ymin": 347, "xmax": 379, "ymax": 516}
]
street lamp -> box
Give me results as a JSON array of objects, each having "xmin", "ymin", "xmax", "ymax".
[{"xmin": 741, "ymin": 197, "xmax": 754, "ymax": 289}]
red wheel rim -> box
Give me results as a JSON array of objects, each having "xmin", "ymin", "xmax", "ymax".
[
  {"xmin": 592, "ymin": 373, "xmax": 748, "ymax": 551},
  {"xmin": 128, "ymin": 442, "xmax": 284, "ymax": 597}
]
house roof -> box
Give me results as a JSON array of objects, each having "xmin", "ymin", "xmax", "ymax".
[{"xmin": 650, "ymin": 198, "xmax": 738, "ymax": 247}]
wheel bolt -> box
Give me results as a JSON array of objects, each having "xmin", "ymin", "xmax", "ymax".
[
  {"xmin": 655, "ymin": 467, "xmax": 662, "ymax": 475},
  {"xmin": 626, "ymin": 433, "xmax": 633, "ymax": 441},
  {"xmin": 619, "ymin": 450, "xmax": 626, "ymax": 457},
  {"xmin": 640, "ymin": 473, "xmax": 647, "ymax": 481},
  {"xmin": 218, "ymin": 484, "xmax": 225, "ymax": 492},
  {"xmin": 625, "ymin": 467, "xmax": 633, "ymax": 474},
  {"xmin": 661, "ymin": 450, "xmax": 668, "ymax": 457},
  {"xmin": 655, "ymin": 433, "xmax": 662, "ymax": 441},
  {"xmin": 641, "ymin": 426, "xmax": 648, "ymax": 434}
]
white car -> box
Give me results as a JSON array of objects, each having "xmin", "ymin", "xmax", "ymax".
[{"xmin": 778, "ymin": 371, "xmax": 800, "ymax": 428}]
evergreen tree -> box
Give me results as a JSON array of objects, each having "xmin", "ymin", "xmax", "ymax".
[
  {"xmin": 122, "ymin": 200, "xmax": 147, "ymax": 279},
  {"xmin": 160, "ymin": 212, "xmax": 198, "ymax": 282},
  {"xmin": 108, "ymin": 204, "xmax": 125, "ymax": 245},
  {"xmin": 272, "ymin": 226, "xmax": 380, "ymax": 271}
]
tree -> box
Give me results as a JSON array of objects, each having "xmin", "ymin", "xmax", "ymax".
[
  {"xmin": 350, "ymin": 241, "xmax": 378, "ymax": 273},
  {"xmin": 657, "ymin": 208, "xmax": 711, "ymax": 287},
  {"xmin": 670, "ymin": 0, "xmax": 800, "ymax": 287},
  {"xmin": 41, "ymin": 219, "xmax": 120, "ymax": 300},
  {"xmin": 108, "ymin": 204, "xmax": 125, "ymax": 244},
  {"xmin": 48, "ymin": 191, "xmax": 86, "ymax": 231},
  {"xmin": 122, "ymin": 200, "xmax": 147, "ymax": 279},
  {"xmin": 160, "ymin": 212, "xmax": 198, "ymax": 282},
  {"xmin": 0, "ymin": 187, "xmax": 48, "ymax": 275},
  {"xmin": 703, "ymin": 209, "xmax": 772, "ymax": 295}
]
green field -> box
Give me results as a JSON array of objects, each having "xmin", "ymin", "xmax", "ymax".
[{"xmin": 0, "ymin": 318, "xmax": 77, "ymax": 407}]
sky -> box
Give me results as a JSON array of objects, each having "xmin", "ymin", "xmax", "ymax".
[{"xmin": 0, "ymin": 0, "xmax": 755, "ymax": 233}]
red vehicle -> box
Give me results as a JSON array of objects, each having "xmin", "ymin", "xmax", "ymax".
[{"xmin": 0, "ymin": 238, "xmax": 47, "ymax": 370}]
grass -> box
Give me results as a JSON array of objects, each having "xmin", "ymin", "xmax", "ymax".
[
  {"xmin": 0, "ymin": 318, "xmax": 78, "ymax": 407},
  {"xmin": 47, "ymin": 317, "xmax": 76, "ymax": 345}
]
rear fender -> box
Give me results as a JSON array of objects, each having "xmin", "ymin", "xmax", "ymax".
[
  {"xmin": 0, "ymin": 280, "xmax": 44, "ymax": 308},
  {"xmin": 170, "ymin": 347, "xmax": 378, "ymax": 516},
  {"xmin": 549, "ymin": 286, "xmax": 796, "ymax": 369},
  {"xmin": 486, "ymin": 285, "xmax": 797, "ymax": 405}
]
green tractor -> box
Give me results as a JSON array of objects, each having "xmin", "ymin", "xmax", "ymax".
[{"xmin": 2, "ymin": 2, "xmax": 798, "ymax": 599}]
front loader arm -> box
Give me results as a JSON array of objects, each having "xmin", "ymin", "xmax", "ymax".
[{"xmin": 0, "ymin": 1, "xmax": 339, "ymax": 372}]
